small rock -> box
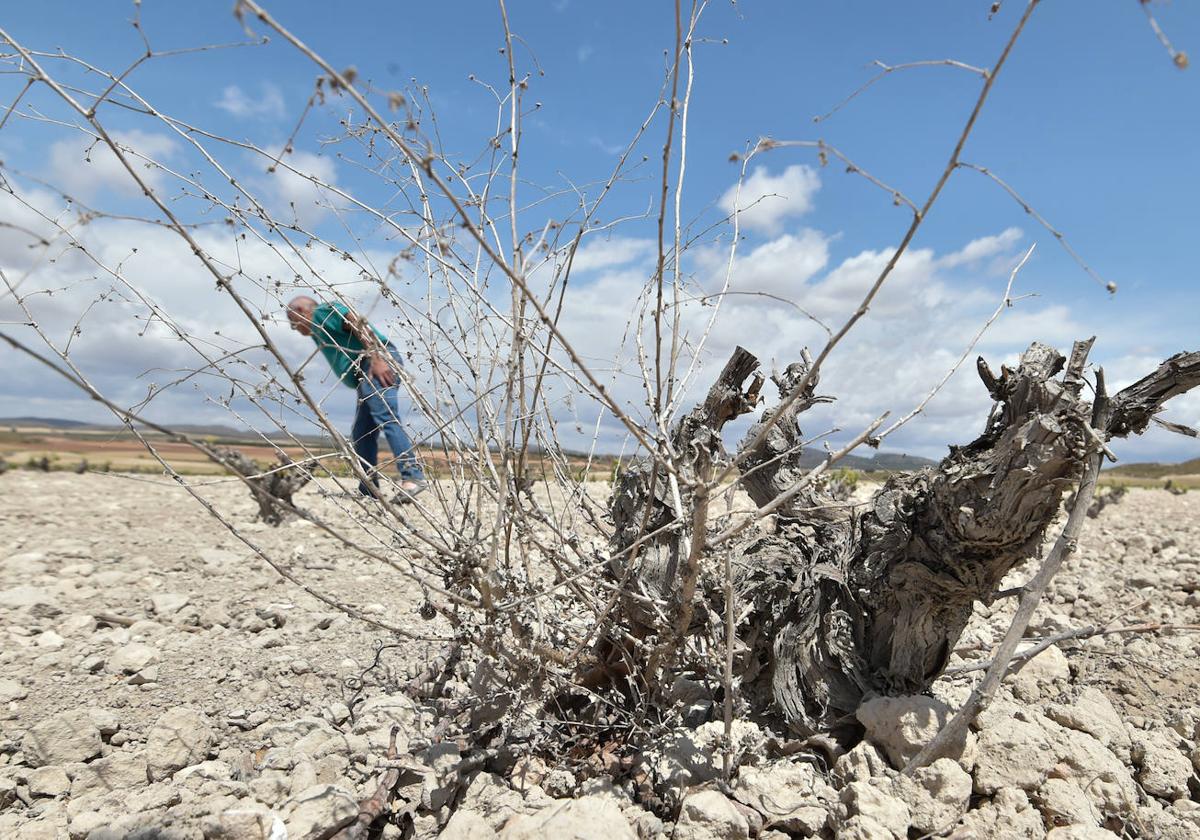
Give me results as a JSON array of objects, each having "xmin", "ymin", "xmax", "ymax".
[
  {"xmin": 1033, "ymin": 778, "xmax": 1103, "ymax": 828},
  {"xmin": 674, "ymin": 790, "xmax": 749, "ymax": 840},
  {"xmin": 203, "ymin": 807, "xmax": 287, "ymax": 840},
  {"xmin": 836, "ymin": 815, "xmax": 893, "ymax": 840},
  {"xmin": 128, "ymin": 664, "xmax": 159, "ymax": 685},
  {"xmin": 71, "ymin": 751, "xmax": 149, "ymax": 798},
  {"xmin": 891, "ymin": 758, "xmax": 971, "ymax": 835},
  {"xmin": 150, "ymin": 593, "xmax": 190, "ymax": 616},
  {"xmin": 1045, "ymin": 826, "xmax": 1122, "ymax": 839},
  {"xmin": 420, "ymin": 742, "xmax": 463, "ymax": 812},
  {"xmin": 1008, "ymin": 645, "xmax": 1071, "ymax": 699},
  {"xmin": 27, "ymin": 766, "xmax": 70, "ymax": 798},
  {"xmin": 145, "ymin": 707, "xmax": 216, "ymax": 781},
  {"xmin": 1131, "ymin": 728, "xmax": 1193, "ymax": 800},
  {"xmin": 1046, "ymin": 723, "xmax": 1139, "ymax": 817},
  {"xmin": 972, "ymin": 706, "xmax": 1056, "ymax": 794},
  {"xmin": 439, "ymin": 809, "xmax": 497, "ymax": 839},
  {"xmin": 0, "ymin": 678, "xmax": 28, "ymax": 703},
  {"xmin": 87, "ymin": 708, "xmax": 120, "ymax": 737},
  {"xmin": 500, "ymin": 796, "xmax": 636, "ymax": 840},
  {"xmin": 282, "ymin": 784, "xmax": 359, "ymax": 840},
  {"xmin": 34, "ymin": 631, "xmax": 64, "ymax": 650},
  {"xmin": 732, "ymin": 761, "xmax": 836, "ymax": 835},
  {"xmin": 652, "ymin": 720, "xmax": 764, "ymax": 789},
  {"xmin": 840, "ymin": 780, "xmax": 909, "ymax": 838},
  {"xmin": 107, "ymin": 642, "xmax": 160, "ymax": 675},
  {"xmin": 956, "ymin": 787, "xmax": 1044, "ymax": 838},
  {"xmin": 541, "ymin": 768, "xmax": 577, "ymax": 798},
  {"xmin": 856, "ymin": 694, "xmax": 974, "ymax": 768},
  {"xmin": 0, "ymin": 775, "xmax": 16, "ymax": 809},
  {"xmin": 1045, "ymin": 687, "xmax": 1132, "ymax": 761},
  {"xmin": 22, "ymin": 709, "xmax": 102, "ymax": 766},
  {"xmin": 459, "ymin": 773, "xmax": 539, "ymax": 831},
  {"xmin": 57, "ymin": 614, "xmax": 96, "ymax": 636},
  {"xmin": 833, "ymin": 741, "xmax": 892, "ymax": 785}
]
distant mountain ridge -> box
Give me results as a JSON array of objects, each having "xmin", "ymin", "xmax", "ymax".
[
  {"xmin": 0, "ymin": 417, "xmax": 333, "ymax": 447},
  {"xmin": 19, "ymin": 417, "xmax": 1194, "ymax": 475},
  {"xmin": 1105, "ymin": 457, "xmax": 1200, "ymax": 478},
  {"xmin": 0, "ymin": 416, "xmax": 92, "ymax": 428},
  {"xmin": 795, "ymin": 450, "xmax": 937, "ymax": 472},
  {"xmin": 3, "ymin": 416, "xmax": 943, "ymax": 469}
]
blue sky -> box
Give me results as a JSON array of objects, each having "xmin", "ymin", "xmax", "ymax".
[{"xmin": 0, "ymin": 1, "xmax": 1197, "ymax": 463}]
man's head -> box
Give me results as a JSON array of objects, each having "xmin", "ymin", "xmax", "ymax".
[{"xmin": 287, "ymin": 295, "xmax": 317, "ymax": 337}]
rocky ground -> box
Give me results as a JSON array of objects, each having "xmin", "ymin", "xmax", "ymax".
[{"xmin": 0, "ymin": 471, "xmax": 1198, "ymax": 839}]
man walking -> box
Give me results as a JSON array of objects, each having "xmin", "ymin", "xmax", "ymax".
[{"xmin": 286, "ymin": 295, "xmax": 426, "ymax": 501}]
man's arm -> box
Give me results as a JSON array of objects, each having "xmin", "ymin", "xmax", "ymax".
[{"xmin": 343, "ymin": 311, "xmax": 396, "ymax": 388}]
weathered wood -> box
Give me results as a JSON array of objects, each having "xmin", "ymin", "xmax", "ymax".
[
  {"xmin": 606, "ymin": 346, "xmax": 762, "ymax": 638},
  {"xmin": 904, "ymin": 364, "xmax": 1111, "ymax": 772},
  {"xmin": 217, "ymin": 448, "xmax": 312, "ymax": 526},
  {"xmin": 1107, "ymin": 350, "xmax": 1200, "ymax": 437},
  {"xmin": 607, "ymin": 339, "xmax": 1200, "ymax": 739}
]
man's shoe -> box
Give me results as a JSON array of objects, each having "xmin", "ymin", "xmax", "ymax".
[{"xmin": 392, "ymin": 479, "xmax": 429, "ymax": 505}]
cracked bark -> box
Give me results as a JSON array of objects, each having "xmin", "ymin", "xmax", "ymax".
[
  {"xmin": 607, "ymin": 340, "xmax": 1200, "ymax": 735},
  {"xmin": 217, "ymin": 448, "xmax": 313, "ymax": 526}
]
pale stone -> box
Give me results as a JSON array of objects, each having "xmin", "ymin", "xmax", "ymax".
[
  {"xmin": 972, "ymin": 711, "xmax": 1056, "ymax": 794},
  {"xmin": 1045, "ymin": 827, "xmax": 1122, "ymax": 839},
  {"xmin": 673, "ymin": 790, "xmax": 749, "ymax": 840},
  {"xmin": 150, "ymin": 592, "xmax": 190, "ymax": 615},
  {"xmin": 833, "ymin": 741, "xmax": 892, "ymax": 784},
  {"xmin": 145, "ymin": 707, "xmax": 216, "ymax": 780},
  {"xmin": 891, "ymin": 758, "xmax": 971, "ymax": 835},
  {"xmin": 22, "ymin": 709, "xmax": 102, "ymax": 766},
  {"xmin": 652, "ymin": 720, "xmax": 764, "ymax": 789},
  {"xmin": 204, "ymin": 807, "xmax": 288, "ymax": 840},
  {"xmin": 1009, "ymin": 644, "xmax": 1072, "ymax": 699},
  {"xmin": 857, "ymin": 694, "xmax": 974, "ymax": 768},
  {"xmin": 0, "ymin": 678, "xmax": 28, "ymax": 703},
  {"xmin": 70, "ymin": 751, "xmax": 149, "ymax": 798},
  {"xmin": 459, "ymin": 773, "xmax": 545, "ymax": 831},
  {"xmin": 1033, "ymin": 778, "xmax": 1103, "ymax": 829},
  {"xmin": 731, "ymin": 761, "xmax": 835, "ymax": 835},
  {"xmin": 499, "ymin": 796, "xmax": 636, "ymax": 840},
  {"xmin": 282, "ymin": 784, "xmax": 358, "ymax": 840},
  {"xmin": 27, "ymin": 766, "xmax": 70, "ymax": 797},
  {"xmin": 107, "ymin": 642, "xmax": 160, "ymax": 674},
  {"xmin": 439, "ymin": 810, "xmax": 497, "ymax": 839},
  {"xmin": 840, "ymin": 780, "xmax": 909, "ymax": 838},
  {"xmin": 1131, "ymin": 728, "xmax": 1193, "ymax": 800},
  {"xmin": 1045, "ymin": 687, "xmax": 1132, "ymax": 761},
  {"xmin": 955, "ymin": 787, "xmax": 1044, "ymax": 838}
]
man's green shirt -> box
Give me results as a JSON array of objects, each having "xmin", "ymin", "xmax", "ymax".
[{"xmin": 309, "ymin": 302, "xmax": 389, "ymax": 388}]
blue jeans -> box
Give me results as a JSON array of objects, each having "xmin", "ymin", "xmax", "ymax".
[{"xmin": 352, "ymin": 349, "xmax": 424, "ymax": 494}]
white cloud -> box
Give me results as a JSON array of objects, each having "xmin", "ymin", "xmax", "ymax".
[
  {"xmin": 937, "ymin": 227, "xmax": 1023, "ymax": 269},
  {"xmin": 214, "ymin": 83, "xmax": 286, "ymax": 120},
  {"xmin": 257, "ymin": 150, "xmax": 339, "ymax": 229},
  {"xmin": 570, "ymin": 236, "xmax": 655, "ymax": 273},
  {"xmin": 717, "ymin": 164, "xmax": 821, "ymax": 234},
  {"xmin": 46, "ymin": 129, "xmax": 179, "ymax": 201},
  {"xmin": 701, "ymin": 229, "xmax": 830, "ymax": 302}
]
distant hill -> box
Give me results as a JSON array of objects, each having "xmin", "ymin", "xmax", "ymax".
[
  {"xmin": 1105, "ymin": 457, "xmax": 1200, "ymax": 479},
  {"xmin": 796, "ymin": 450, "xmax": 937, "ymax": 472},
  {"xmin": 0, "ymin": 416, "xmax": 92, "ymax": 429},
  {"xmin": 1, "ymin": 417, "xmax": 334, "ymax": 448},
  {"xmin": 0, "ymin": 417, "xmax": 1047, "ymax": 474}
]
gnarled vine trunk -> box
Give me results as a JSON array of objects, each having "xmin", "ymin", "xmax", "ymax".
[{"xmin": 606, "ymin": 340, "xmax": 1200, "ymax": 736}]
